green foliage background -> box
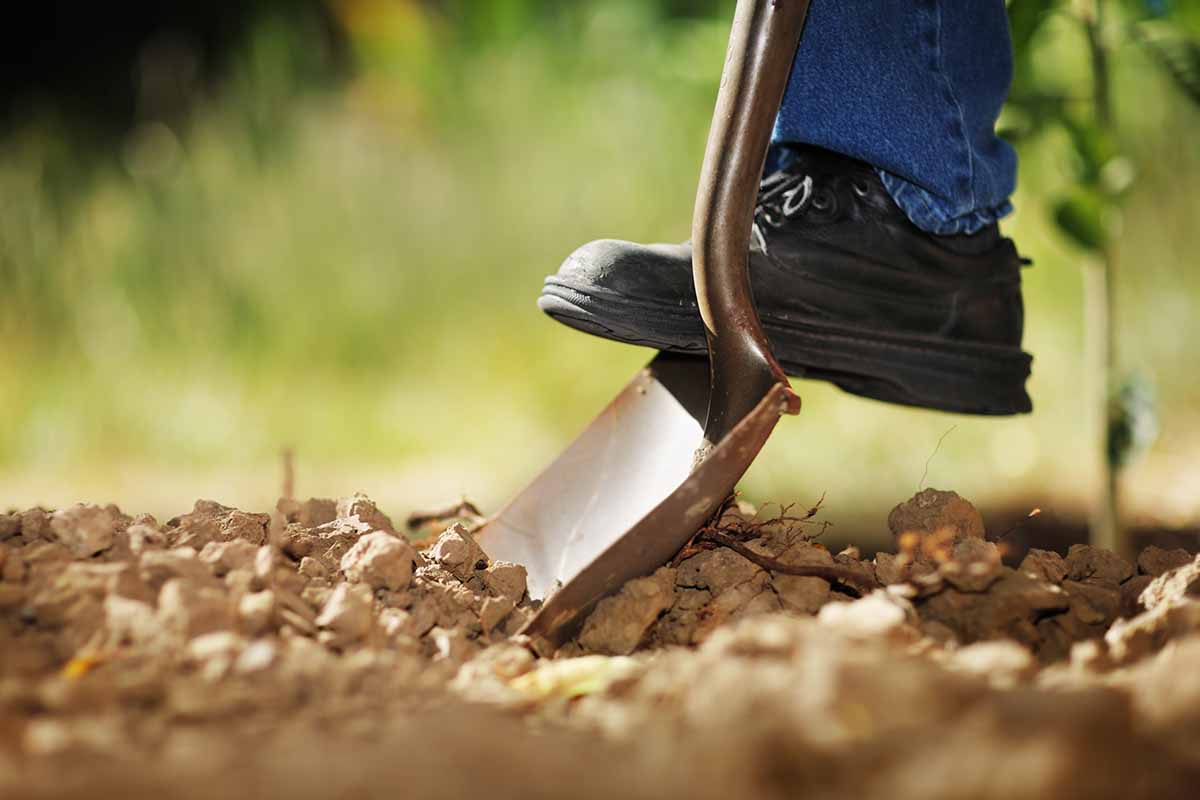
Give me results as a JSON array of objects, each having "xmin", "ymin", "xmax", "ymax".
[{"xmin": 2, "ymin": 0, "xmax": 1198, "ymax": 540}]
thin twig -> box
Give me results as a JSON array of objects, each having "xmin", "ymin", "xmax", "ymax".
[
  {"xmin": 918, "ymin": 425, "xmax": 957, "ymax": 491},
  {"xmin": 281, "ymin": 448, "xmax": 295, "ymax": 501},
  {"xmin": 406, "ymin": 499, "xmax": 485, "ymax": 531}
]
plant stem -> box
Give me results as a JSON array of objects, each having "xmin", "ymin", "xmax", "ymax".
[
  {"xmin": 1081, "ymin": 0, "xmax": 1126, "ymax": 557},
  {"xmin": 1083, "ymin": 256, "xmax": 1120, "ymax": 555}
]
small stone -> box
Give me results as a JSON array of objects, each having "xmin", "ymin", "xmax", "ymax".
[
  {"xmin": 1105, "ymin": 600, "xmax": 1200, "ymax": 664},
  {"xmin": 279, "ymin": 527, "xmax": 316, "ymax": 559},
  {"xmin": 942, "ymin": 539, "xmax": 1003, "ymax": 593},
  {"xmin": 0, "ymin": 513, "xmax": 19, "ymax": 541},
  {"xmin": 278, "ymin": 497, "xmax": 338, "ymax": 528},
  {"xmin": 253, "ymin": 546, "xmax": 304, "ymax": 592},
  {"xmin": 105, "ymin": 594, "xmax": 163, "ymax": 645},
  {"xmin": 238, "ymin": 590, "xmax": 276, "ymax": 636},
  {"xmin": 1136, "ymin": 546, "xmax": 1194, "ymax": 578},
  {"xmin": 298, "ymin": 556, "xmax": 329, "ymax": 580},
  {"xmin": 198, "ymin": 540, "xmax": 258, "ymax": 576},
  {"xmin": 254, "ymin": 545, "xmax": 278, "ymax": 584},
  {"xmin": 224, "ymin": 569, "xmax": 255, "ymax": 595},
  {"xmin": 483, "ymin": 561, "xmax": 527, "ymax": 602},
  {"xmin": 428, "ymin": 625, "xmax": 479, "ymax": 664},
  {"xmin": 158, "ymin": 579, "xmax": 233, "ymax": 639},
  {"xmin": 187, "ymin": 631, "xmax": 245, "ymax": 662},
  {"xmin": 49, "ymin": 503, "xmax": 123, "ymax": 557},
  {"xmin": 126, "ymin": 522, "xmax": 165, "ymax": 555},
  {"xmin": 19, "ymin": 508, "xmax": 51, "ymax": 542},
  {"xmin": 479, "ymin": 595, "xmax": 516, "ymax": 633},
  {"xmin": 340, "ymin": 531, "xmax": 416, "ymax": 591},
  {"xmin": 139, "ymin": 548, "xmax": 211, "ymax": 588},
  {"xmin": 1062, "ymin": 580, "xmax": 1121, "ymax": 626},
  {"xmin": 315, "ymin": 583, "xmax": 374, "ymax": 646},
  {"xmin": 427, "ymin": 524, "xmax": 488, "ymax": 580},
  {"xmin": 336, "ymin": 493, "xmax": 396, "ymax": 534},
  {"xmin": 1019, "ymin": 548, "xmax": 1068, "ymax": 584},
  {"xmin": 818, "ymin": 590, "xmax": 916, "ymax": 638},
  {"xmin": 947, "ymin": 640, "xmax": 1036, "ymax": 687},
  {"xmin": 235, "ymin": 640, "xmax": 277, "ymax": 674},
  {"xmin": 873, "ymin": 552, "xmax": 907, "ymax": 585},
  {"xmin": 1139, "ymin": 555, "xmax": 1200, "ymax": 611}
]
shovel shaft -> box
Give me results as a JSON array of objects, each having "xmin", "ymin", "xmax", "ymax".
[{"xmin": 693, "ymin": 0, "xmax": 808, "ymax": 445}]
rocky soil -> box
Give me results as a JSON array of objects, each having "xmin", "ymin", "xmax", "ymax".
[{"xmin": 2, "ymin": 489, "xmax": 1199, "ymax": 799}]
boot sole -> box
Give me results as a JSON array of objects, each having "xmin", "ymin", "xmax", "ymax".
[{"xmin": 539, "ymin": 278, "xmax": 1032, "ymax": 416}]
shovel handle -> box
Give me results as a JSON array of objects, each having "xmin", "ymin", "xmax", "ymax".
[{"xmin": 693, "ymin": 0, "xmax": 808, "ymax": 445}]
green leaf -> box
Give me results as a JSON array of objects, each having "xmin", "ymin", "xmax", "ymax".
[
  {"xmin": 1136, "ymin": 25, "xmax": 1200, "ymax": 107},
  {"xmin": 1108, "ymin": 374, "xmax": 1159, "ymax": 469},
  {"xmin": 1052, "ymin": 190, "xmax": 1109, "ymax": 251},
  {"xmin": 1059, "ymin": 117, "xmax": 1118, "ymax": 184}
]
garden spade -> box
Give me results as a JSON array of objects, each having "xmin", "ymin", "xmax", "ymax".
[{"xmin": 476, "ymin": 0, "xmax": 810, "ymax": 646}]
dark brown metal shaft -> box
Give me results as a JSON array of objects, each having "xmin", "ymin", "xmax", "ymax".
[{"xmin": 693, "ymin": 0, "xmax": 808, "ymax": 447}]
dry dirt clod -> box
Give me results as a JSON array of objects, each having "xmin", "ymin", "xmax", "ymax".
[
  {"xmin": 1018, "ymin": 548, "xmax": 1068, "ymax": 584},
  {"xmin": 140, "ymin": 548, "xmax": 212, "ymax": 589},
  {"xmin": 277, "ymin": 497, "xmax": 338, "ymax": 528},
  {"xmin": 238, "ymin": 590, "xmax": 277, "ymax": 636},
  {"xmin": 199, "ymin": 540, "xmax": 258, "ymax": 576},
  {"xmin": 19, "ymin": 508, "xmax": 51, "ymax": 542},
  {"xmin": 4, "ymin": 491, "xmax": 1200, "ymax": 800},
  {"xmin": 1136, "ymin": 545, "xmax": 1194, "ymax": 577},
  {"xmin": 483, "ymin": 561, "xmax": 528, "ymax": 603},
  {"xmin": 817, "ymin": 589, "xmax": 917, "ymax": 639},
  {"xmin": 918, "ymin": 569, "xmax": 1068, "ymax": 649},
  {"xmin": 0, "ymin": 513, "xmax": 19, "ymax": 542},
  {"xmin": 578, "ymin": 567, "xmax": 676, "ymax": 656},
  {"xmin": 49, "ymin": 504, "xmax": 126, "ymax": 557},
  {"xmin": 1064, "ymin": 543, "xmax": 1134, "ymax": 587},
  {"xmin": 105, "ymin": 594, "xmax": 163, "ymax": 645},
  {"xmin": 479, "ymin": 596, "xmax": 516, "ymax": 634},
  {"xmin": 299, "ymin": 557, "xmax": 328, "ymax": 581},
  {"xmin": 888, "ymin": 488, "xmax": 985, "ymax": 549},
  {"xmin": 1139, "ymin": 555, "xmax": 1200, "ymax": 610},
  {"xmin": 340, "ymin": 531, "xmax": 416, "ymax": 591},
  {"xmin": 157, "ymin": 579, "xmax": 233, "ymax": 639},
  {"xmin": 427, "ymin": 524, "xmax": 488, "ymax": 580},
  {"xmin": 315, "ymin": 583, "xmax": 374, "ymax": 647},
  {"xmin": 125, "ymin": 521, "xmax": 165, "ymax": 555},
  {"xmin": 336, "ymin": 493, "xmax": 396, "ymax": 534}
]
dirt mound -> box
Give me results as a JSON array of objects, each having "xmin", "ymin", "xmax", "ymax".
[{"xmin": 2, "ymin": 490, "xmax": 1199, "ymax": 799}]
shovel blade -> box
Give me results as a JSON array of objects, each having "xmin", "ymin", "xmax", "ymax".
[
  {"xmin": 476, "ymin": 352, "xmax": 789, "ymax": 645},
  {"xmin": 477, "ymin": 353, "xmax": 708, "ymax": 600}
]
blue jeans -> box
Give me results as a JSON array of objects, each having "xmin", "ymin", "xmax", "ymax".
[{"xmin": 771, "ymin": 0, "xmax": 1017, "ymax": 235}]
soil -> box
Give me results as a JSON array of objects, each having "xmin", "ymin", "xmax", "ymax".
[{"xmin": 2, "ymin": 489, "xmax": 1199, "ymax": 799}]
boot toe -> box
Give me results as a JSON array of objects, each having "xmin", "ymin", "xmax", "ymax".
[{"xmin": 546, "ymin": 239, "xmax": 693, "ymax": 308}]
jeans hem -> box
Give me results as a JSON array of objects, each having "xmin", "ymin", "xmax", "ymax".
[{"xmin": 880, "ymin": 170, "xmax": 1012, "ymax": 235}]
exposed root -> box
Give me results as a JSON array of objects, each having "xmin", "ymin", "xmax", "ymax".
[{"xmin": 697, "ymin": 530, "xmax": 876, "ymax": 596}]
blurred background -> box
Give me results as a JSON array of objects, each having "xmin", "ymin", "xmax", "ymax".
[{"xmin": 2, "ymin": 0, "xmax": 1198, "ymax": 550}]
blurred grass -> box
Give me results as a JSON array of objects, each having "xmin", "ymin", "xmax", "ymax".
[{"xmin": 2, "ymin": 0, "xmax": 1198, "ymax": 537}]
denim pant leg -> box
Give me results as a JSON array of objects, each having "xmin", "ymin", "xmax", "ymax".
[{"xmin": 771, "ymin": 0, "xmax": 1017, "ymax": 235}]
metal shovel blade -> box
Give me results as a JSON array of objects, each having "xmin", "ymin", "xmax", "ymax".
[
  {"xmin": 477, "ymin": 353, "xmax": 791, "ymax": 641},
  {"xmin": 476, "ymin": 0, "xmax": 810, "ymax": 646}
]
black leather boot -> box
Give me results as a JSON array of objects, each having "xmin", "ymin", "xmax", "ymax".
[{"xmin": 539, "ymin": 146, "xmax": 1032, "ymax": 415}]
